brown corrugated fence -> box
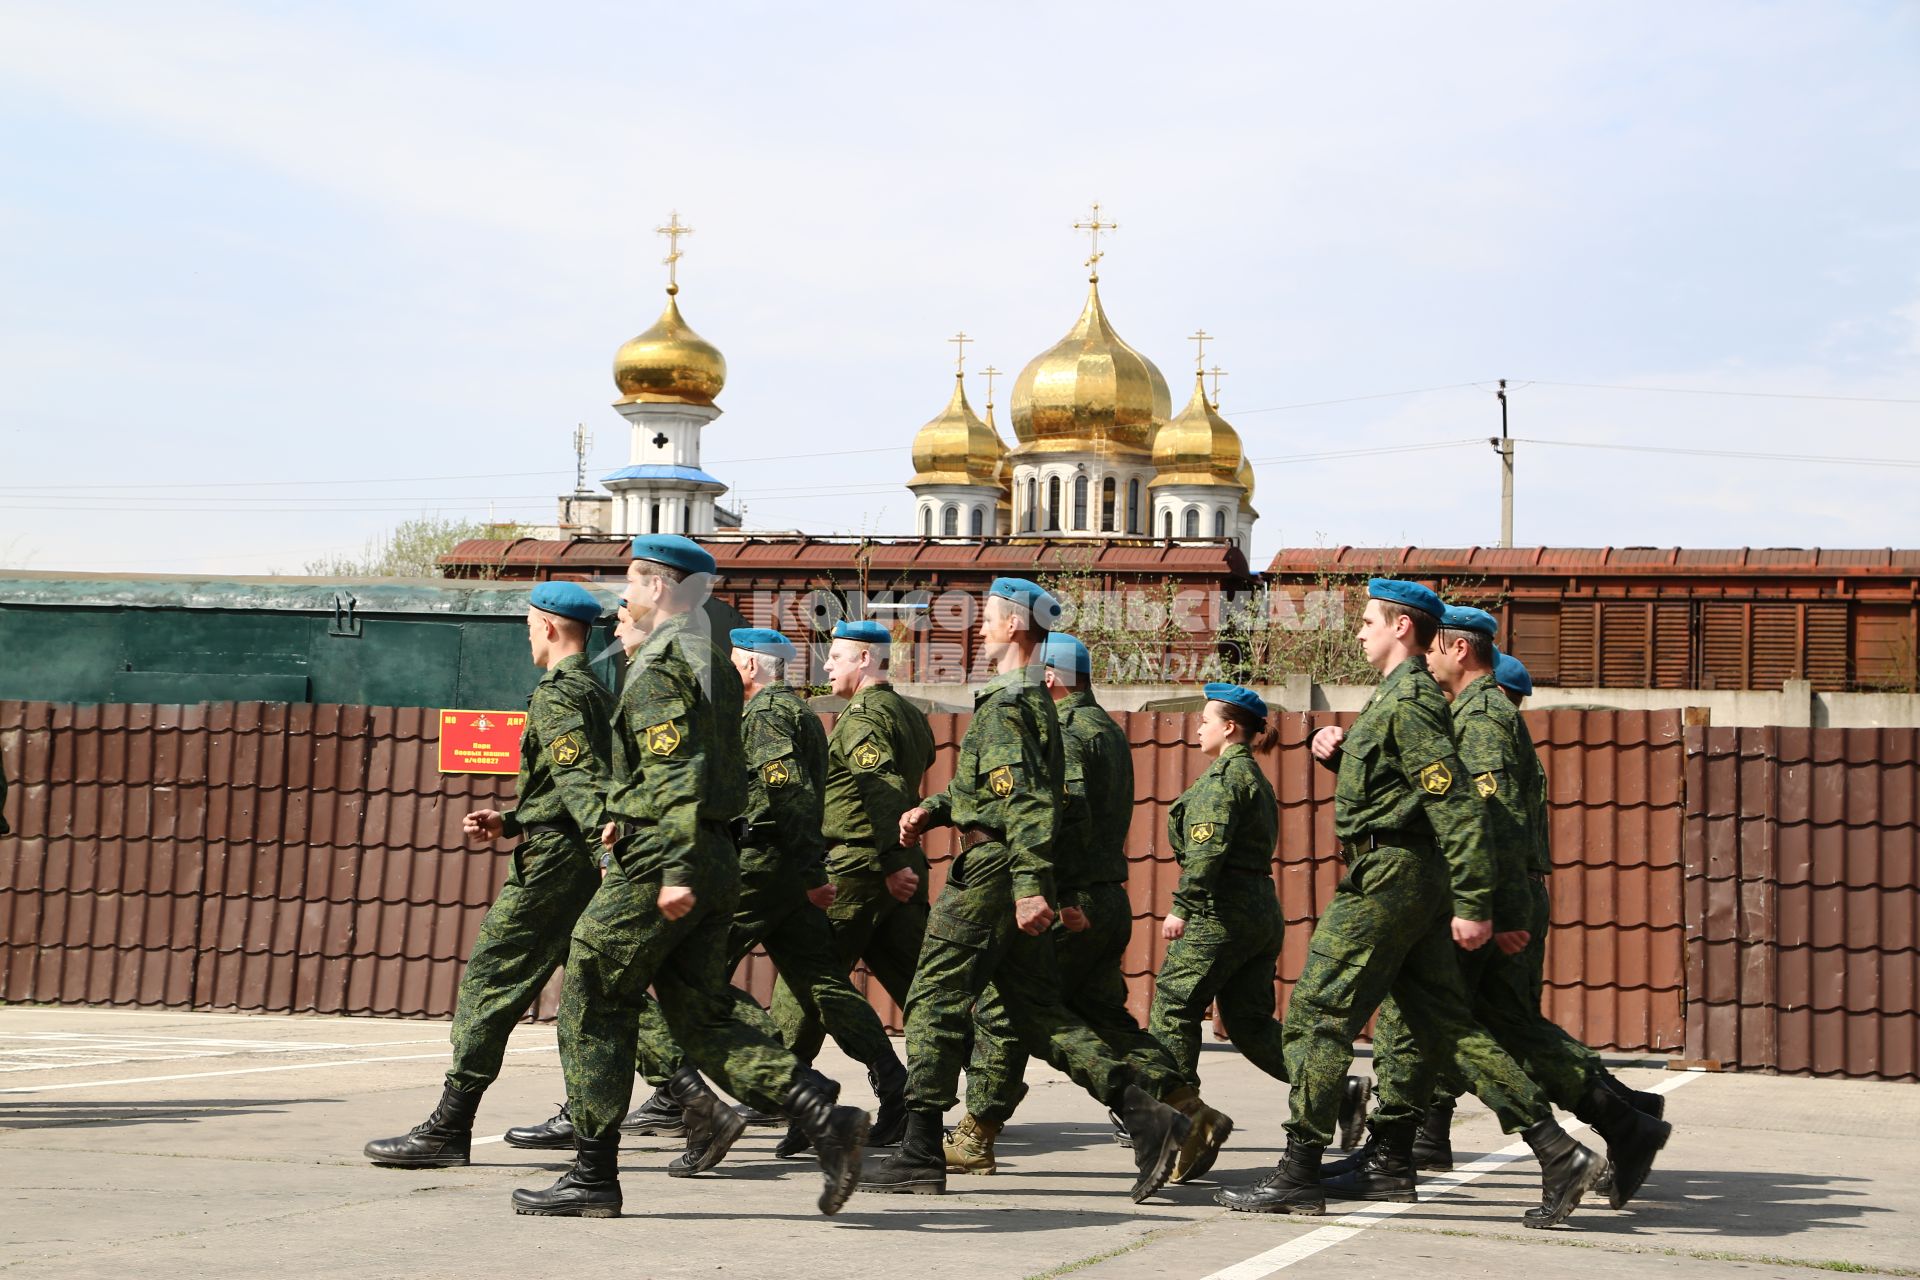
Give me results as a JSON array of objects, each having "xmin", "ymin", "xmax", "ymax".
[{"xmin": 2, "ymin": 700, "xmax": 1911, "ymax": 1078}]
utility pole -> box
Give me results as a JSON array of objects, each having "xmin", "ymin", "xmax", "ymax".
[{"xmin": 1491, "ymin": 379, "xmax": 1514, "ymax": 547}]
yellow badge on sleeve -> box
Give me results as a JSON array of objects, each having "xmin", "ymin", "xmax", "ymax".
[
  {"xmin": 646, "ymin": 721, "xmax": 682, "ymax": 757},
  {"xmin": 1189, "ymin": 822, "xmax": 1215, "ymax": 844},
  {"xmin": 1474, "ymin": 771, "xmax": 1498, "ymax": 798},
  {"xmin": 549, "ymin": 730, "xmax": 584, "ymax": 766},
  {"xmin": 851, "ymin": 741, "xmax": 882, "ymax": 771},
  {"xmin": 987, "ymin": 765, "xmax": 1015, "ymax": 797},
  {"xmin": 763, "ymin": 759, "xmax": 791, "ymax": 787},
  {"xmin": 1420, "ymin": 762, "xmax": 1453, "ymax": 795}
]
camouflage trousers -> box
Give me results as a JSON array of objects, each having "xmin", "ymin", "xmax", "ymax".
[
  {"xmin": 1148, "ymin": 875, "xmax": 1290, "ymax": 1089},
  {"xmin": 769, "ymin": 859, "xmax": 927, "ymax": 1064},
  {"xmin": 557, "ymin": 829, "xmax": 802, "ymax": 1140},
  {"xmin": 1370, "ymin": 877, "xmax": 1601, "ymax": 1125},
  {"xmin": 965, "ymin": 882, "xmax": 1181, "ymax": 1125},
  {"xmin": 631, "ymin": 848, "xmax": 899, "ymax": 1081},
  {"xmin": 1280, "ymin": 846, "xmax": 1550, "ymax": 1148},
  {"xmin": 446, "ymin": 831, "xmax": 601, "ymax": 1095},
  {"xmin": 902, "ymin": 845, "xmax": 1144, "ymax": 1114}
]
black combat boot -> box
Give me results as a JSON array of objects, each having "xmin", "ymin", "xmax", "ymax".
[
  {"xmin": 503, "ymin": 1100, "xmax": 574, "ymax": 1151},
  {"xmin": 1337, "ymin": 1075, "xmax": 1373, "ymax": 1150},
  {"xmin": 1569, "ymin": 1078, "xmax": 1671, "ymax": 1210},
  {"xmin": 1107, "ymin": 1107, "xmax": 1133, "ymax": 1148},
  {"xmin": 733, "ymin": 1103, "xmax": 785, "ymax": 1126},
  {"xmin": 1411, "ymin": 1097, "xmax": 1455, "ymax": 1171},
  {"xmin": 1118, "ymin": 1084, "xmax": 1190, "ymax": 1204},
  {"xmin": 859, "ymin": 1108, "xmax": 947, "ymax": 1195},
  {"xmin": 774, "ymin": 1067, "xmax": 839, "ymax": 1158},
  {"xmin": 1214, "ymin": 1138, "xmax": 1326, "ymax": 1215},
  {"xmin": 1519, "ymin": 1117, "xmax": 1602, "ymax": 1228},
  {"xmin": 784, "ymin": 1073, "xmax": 872, "ymax": 1215},
  {"xmin": 510, "ymin": 1133, "xmax": 622, "ymax": 1218},
  {"xmin": 867, "ymin": 1050, "xmax": 910, "ymax": 1147},
  {"xmin": 363, "ymin": 1083, "xmax": 480, "ymax": 1168},
  {"xmin": 1322, "ymin": 1118, "xmax": 1418, "ymax": 1203},
  {"xmin": 1604, "ymin": 1072, "xmax": 1666, "ymax": 1119},
  {"xmin": 620, "ymin": 1083, "xmax": 686, "ymax": 1136},
  {"xmin": 664, "ymin": 1067, "xmax": 747, "ymax": 1178}
]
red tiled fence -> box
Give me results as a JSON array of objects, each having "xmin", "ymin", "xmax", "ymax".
[{"xmin": 5, "ymin": 701, "xmax": 1902, "ymax": 1076}]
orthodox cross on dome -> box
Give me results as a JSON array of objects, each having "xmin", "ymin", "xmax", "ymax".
[
  {"xmin": 1073, "ymin": 202, "xmax": 1117, "ymax": 281},
  {"xmin": 949, "ymin": 331, "xmax": 973, "ymax": 375},
  {"xmin": 1188, "ymin": 328, "xmax": 1213, "ymax": 373},
  {"xmin": 979, "ymin": 364, "xmax": 1002, "ymax": 410},
  {"xmin": 657, "ymin": 211, "xmax": 693, "ymax": 294},
  {"xmin": 1207, "ymin": 364, "xmax": 1229, "ymax": 409}
]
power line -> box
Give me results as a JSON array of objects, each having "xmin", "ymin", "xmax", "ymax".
[
  {"xmin": 1521, "ymin": 379, "xmax": 1920, "ymax": 405},
  {"xmin": 1231, "ymin": 382, "xmax": 1486, "ymax": 416},
  {"xmin": 1516, "ymin": 437, "xmax": 1920, "ymax": 468}
]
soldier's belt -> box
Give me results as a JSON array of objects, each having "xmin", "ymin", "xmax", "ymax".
[
  {"xmin": 1340, "ymin": 828, "xmax": 1435, "ymax": 856},
  {"xmin": 518, "ymin": 821, "xmax": 576, "ymax": 840},
  {"xmin": 962, "ymin": 825, "xmax": 1005, "ymax": 848},
  {"xmin": 614, "ymin": 816, "xmax": 740, "ymax": 842}
]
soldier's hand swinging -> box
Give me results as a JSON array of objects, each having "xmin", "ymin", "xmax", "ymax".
[
  {"xmin": 1014, "ymin": 895, "xmax": 1054, "ymax": 935},
  {"xmin": 464, "ymin": 810, "xmax": 503, "ymax": 841},
  {"xmin": 1310, "ymin": 726, "xmax": 1346, "ymax": 760},
  {"xmin": 658, "ymin": 885, "xmax": 696, "ymax": 920},
  {"xmin": 600, "ymin": 821, "xmax": 618, "ymax": 849},
  {"xmin": 898, "ymin": 807, "xmax": 931, "ymax": 847},
  {"xmin": 885, "ymin": 866, "xmax": 919, "ymax": 903},
  {"xmin": 807, "ymin": 883, "xmax": 839, "ymax": 909},
  {"xmin": 1452, "ymin": 916, "xmax": 1493, "ymax": 950},
  {"xmin": 1061, "ymin": 906, "xmax": 1089, "ymax": 933},
  {"xmin": 1494, "ymin": 929, "xmax": 1531, "ymax": 955},
  {"xmin": 1162, "ymin": 914, "xmax": 1186, "ymax": 941}
]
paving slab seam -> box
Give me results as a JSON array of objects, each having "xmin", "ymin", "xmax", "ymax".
[
  {"xmin": 1196, "ymin": 1071, "xmax": 1703, "ymax": 1280},
  {"xmin": 0, "ymin": 1045, "xmax": 558, "ymax": 1094}
]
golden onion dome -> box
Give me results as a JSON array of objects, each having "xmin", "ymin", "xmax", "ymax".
[
  {"xmin": 1236, "ymin": 454, "xmax": 1258, "ymax": 512},
  {"xmin": 1009, "ymin": 279, "xmax": 1170, "ymax": 457},
  {"xmin": 909, "ymin": 374, "xmax": 1009, "ymax": 490},
  {"xmin": 613, "ymin": 288, "xmax": 727, "ymax": 406},
  {"xmin": 1150, "ymin": 373, "xmax": 1244, "ymax": 489}
]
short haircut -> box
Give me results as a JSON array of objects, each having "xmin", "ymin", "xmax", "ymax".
[
  {"xmin": 1436, "ymin": 626, "xmax": 1495, "ymax": 667},
  {"xmin": 549, "ymin": 613, "xmax": 591, "ymax": 643},
  {"xmin": 1377, "ymin": 600, "xmax": 1438, "ymax": 648}
]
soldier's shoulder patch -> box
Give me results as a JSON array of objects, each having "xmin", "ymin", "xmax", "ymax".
[
  {"xmin": 763, "ymin": 758, "xmax": 792, "ymax": 787},
  {"xmin": 851, "ymin": 739, "xmax": 883, "ymax": 771},
  {"xmin": 1419, "ymin": 761, "xmax": 1453, "ymax": 795},
  {"xmin": 645, "ymin": 720, "xmax": 682, "ymax": 757},
  {"xmin": 987, "ymin": 764, "xmax": 1015, "ymax": 797},
  {"xmin": 1474, "ymin": 771, "xmax": 1498, "ymax": 798},
  {"xmin": 549, "ymin": 730, "xmax": 584, "ymax": 767},
  {"xmin": 1188, "ymin": 821, "xmax": 1215, "ymax": 844}
]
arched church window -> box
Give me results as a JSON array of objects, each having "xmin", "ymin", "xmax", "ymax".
[
  {"xmin": 1183, "ymin": 508, "xmax": 1199, "ymax": 538},
  {"xmin": 1072, "ymin": 474, "xmax": 1089, "ymax": 531},
  {"xmin": 1213, "ymin": 509, "xmax": 1227, "ymax": 538},
  {"xmin": 1128, "ymin": 479, "xmax": 1141, "ymax": 534},
  {"xmin": 922, "ymin": 506, "xmax": 932, "ymax": 536},
  {"xmin": 942, "ymin": 505, "xmax": 959, "ymax": 537},
  {"xmin": 650, "ymin": 502, "xmax": 660, "ymax": 534},
  {"xmin": 1046, "ymin": 476, "xmax": 1061, "ymax": 530},
  {"xmin": 1162, "ymin": 510, "xmax": 1172, "ymax": 539},
  {"xmin": 1023, "ymin": 478, "xmax": 1037, "ymax": 532},
  {"xmin": 1100, "ymin": 477, "xmax": 1117, "ymax": 532},
  {"xmin": 969, "ymin": 507, "xmax": 984, "ymax": 537}
]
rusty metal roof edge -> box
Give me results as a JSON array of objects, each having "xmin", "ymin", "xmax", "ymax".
[
  {"xmin": 1265, "ymin": 546, "xmax": 1916, "ymax": 576},
  {"xmin": 0, "ymin": 571, "xmax": 563, "ymax": 616}
]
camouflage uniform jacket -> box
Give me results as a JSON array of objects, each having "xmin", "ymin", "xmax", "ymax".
[
  {"xmin": 741, "ymin": 682, "xmax": 831, "ymax": 888},
  {"xmin": 1330, "ymin": 655, "xmax": 1496, "ymax": 922},
  {"xmin": 499, "ymin": 651, "xmax": 614, "ymax": 841},
  {"xmin": 919, "ymin": 665, "xmax": 1064, "ymax": 903},
  {"xmin": 1168, "ymin": 743, "xmax": 1278, "ymax": 918},
  {"xmin": 1513, "ymin": 711, "xmax": 1553, "ymax": 876},
  {"xmin": 821, "ymin": 681, "xmax": 936, "ymax": 879},
  {"xmin": 1054, "ymin": 689, "xmax": 1133, "ymax": 901},
  {"xmin": 603, "ymin": 610, "xmax": 746, "ymax": 887},
  {"xmin": 1449, "ymin": 673, "xmax": 1542, "ymax": 930}
]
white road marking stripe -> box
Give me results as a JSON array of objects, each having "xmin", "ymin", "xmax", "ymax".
[
  {"xmin": 1197, "ymin": 1072, "xmax": 1701, "ymax": 1280},
  {"xmin": 0, "ymin": 1045, "xmax": 557, "ymax": 1094}
]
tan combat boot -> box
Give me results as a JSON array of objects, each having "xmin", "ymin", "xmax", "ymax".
[
  {"xmin": 943, "ymin": 1113, "xmax": 1001, "ymax": 1175},
  {"xmin": 1166, "ymin": 1085, "xmax": 1235, "ymax": 1184}
]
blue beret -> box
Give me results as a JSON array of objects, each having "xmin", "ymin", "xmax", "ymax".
[
  {"xmin": 1493, "ymin": 648, "xmax": 1534, "ymax": 696},
  {"xmin": 1368, "ymin": 577, "xmax": 1444, "ymax": 618},
  {"xmin": 529, "ymin": 581, "xmax": 605, "ymax": 625},
  {"xmin": 832, "ymin": 620, "xmax": 891, "ymax": 643},
  {"xmin": 1042, "ymin": 633, "xmax": 1090, "ymax": 676},
  {"xmin": 1440, "ymin": 605, "xmax": 1498, "ymax": 637},
  {"xmin": 988, "ymin": 576, "xmax": 1063, "ymax": 628},
  {"xmin": 729, "ymin": 627, "xmax": 796, "ymax": 661},
  {"xmin": 1203, "ymin": 682, "xmax": 1267, "ymax": 721},
  {"xmin": 629, "ymin": 533, "xmax": 716, "ymax": 576}
]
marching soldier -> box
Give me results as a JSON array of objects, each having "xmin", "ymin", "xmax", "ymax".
[
  {"xmin": 1216, "ymin": 579, "xmax": 1603, "ymax": 1227},
  {"xmin": 510, "ymin": 535, "xmax": 868, "ymax": 1220},
  {"xmin": 363, "ymin": 581, "xmax": 612, "ymax": 1169},
  {"xmin": 859, "ymin": 578, "xmax": 1194, "ymax": 1202},
  {"xmin": 767, "ymin": 618, "xmax": 934, "ymax": 1156},
  {"xmin": 950, "ymin": 641, "xmax": 1235, "ymax": 1184}
]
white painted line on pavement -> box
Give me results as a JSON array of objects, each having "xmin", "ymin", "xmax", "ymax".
[
  {"xmin": 1198, "ymin": 1071, "xmax": 1701, "ymax": 1280},
  {"xmin": 0, "ymin": 1045, "xmax": 557, "ymax": 1094}
]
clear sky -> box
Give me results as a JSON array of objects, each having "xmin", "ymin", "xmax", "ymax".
[{"xmin": 2, "ymin": 1, "xmax": 1916, "ymax": 575}]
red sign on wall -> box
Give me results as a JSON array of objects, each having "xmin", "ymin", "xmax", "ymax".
[{"xmin": 438, "ymin": 710, "xmax": 526, "ymax": 775}]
